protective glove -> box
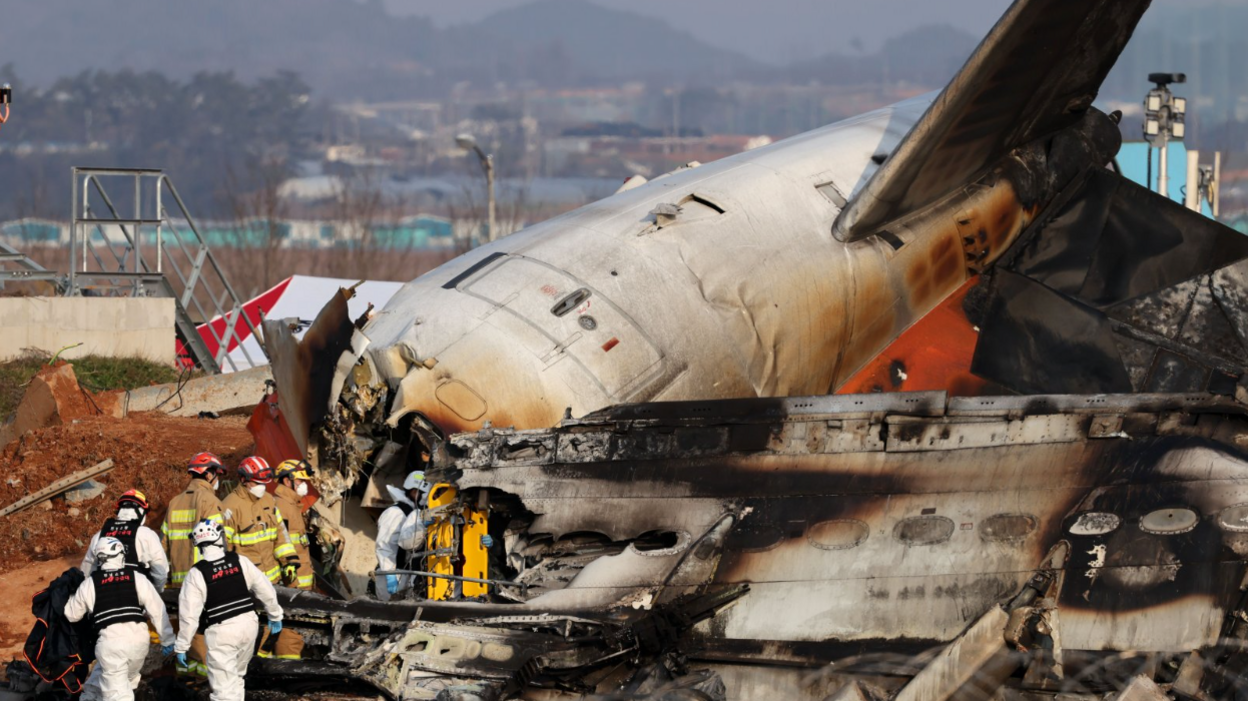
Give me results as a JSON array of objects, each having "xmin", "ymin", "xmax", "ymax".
[
  {"xmin": 176, "ymin": 652, "xmax": 187, "ymax": 668},
  {"xmin": 281, "ymin": 563, "xmax": 299, "ymax": 585},
  {"xmin": 423, "ymin": 519, "xmax": 435, "ymax": 527},
  {"xmin": 160, "ymin": 644, "xmax": 174, "ymax": 656},
  {"xmin": 480, "ymin": 534, "xmax": 494, "ymax": 548},
  {"xmin": 386, "ymin": 574, "xmax": 399, "ymax": 594},
  {"xmin": 269, "ymin": 620, "xmax": 282, "ymax": 636}
]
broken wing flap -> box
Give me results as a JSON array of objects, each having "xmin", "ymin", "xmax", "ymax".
[
  {"xmin": 833, "ymin": 0, "xmax": 1151, "ymax": 243},
  {"xmin": 969, "ymin": 166, "xmax": 1248, "ymax": 396},
  {"xmin": 261, "ymin": 284, "xmax": 373, "ymax": 467}
]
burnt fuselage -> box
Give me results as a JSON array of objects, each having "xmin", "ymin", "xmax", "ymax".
[{"xmin": 447, "ymin": 392, "xmax": 1248, "ymax": 661}]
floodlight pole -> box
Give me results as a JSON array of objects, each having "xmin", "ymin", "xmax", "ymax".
[
  {"xmin": 1143, "ymin": 73, "xmax": 1186, "ymax": 200},
  {"xmin": 1158, "ymin": 128, "xmax": 1169, "ymax": 198},
  {"xmin": 456, "ymin": 134, "xmax": 496, "ymax": 245}
]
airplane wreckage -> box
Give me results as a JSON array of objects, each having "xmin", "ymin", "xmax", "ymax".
[{"xmin": 236, "ymin": 0, "xmax": 1248, "ymax": 698}]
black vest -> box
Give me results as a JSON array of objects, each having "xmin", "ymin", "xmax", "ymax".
[
  {"xmin": 91, "ymin": 569, "xmax": 145, "ymax": 633},
  {"xmin": 192, "ymin": 553, "xmax": 257, "ymax": 632},
  {"xmin": 98, "ymin": 519, "xmax": 149, "ymax": 574}
]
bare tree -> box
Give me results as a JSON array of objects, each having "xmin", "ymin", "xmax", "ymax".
[{"xmin": 220, "ymin": 156, "xmax": 291, "ymax": 297}]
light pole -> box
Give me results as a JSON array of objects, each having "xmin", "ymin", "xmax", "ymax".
[
  {"xmin": 1143, "ymin": 73, "xmax": 1187, "ymax": 199},
  {"xmin": 456, "ymin": 133, "xmax": 496, "ymax": 245}
]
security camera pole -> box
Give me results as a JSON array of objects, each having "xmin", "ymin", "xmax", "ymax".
[
  {"xmin": 1143, "ymin": 73, "xmax": 1187, "ymax": 199},
  {"xmin": 456, "ymin": 134, "xmax": 496, "ymax": 245}
]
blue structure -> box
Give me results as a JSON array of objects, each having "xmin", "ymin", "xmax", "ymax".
[{"xmin": 1117, "ymin": 141, "xmax": 1214, "ymax": 218}]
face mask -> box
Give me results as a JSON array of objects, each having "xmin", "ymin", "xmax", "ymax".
[
  {"xmin": 295, "ymin": 482, "xmax": 309, "ymax": 498},
  {"xmin": 248, "ymin": 484, "xmax": 267, "ymax": 499}
]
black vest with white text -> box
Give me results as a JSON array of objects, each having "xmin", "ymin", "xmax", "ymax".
[
  {"xmin": 91, "ymin": 569, "xmax": 145, "ymax": 633},
  {"xmin": 99, "ymin": 519, "xmax": 148, "ymax": 574},
  {"xmin": 192, "ymin": 553, "xmax": 256, "ymax": 631}
]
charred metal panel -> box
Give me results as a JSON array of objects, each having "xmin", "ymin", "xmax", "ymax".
[
  {"xmin": 238, "ymin": 392, "xmax": 1248, "ymax": 700},
  {"xmin": 441, "ymin": 393, "xmax": 1248, "ymax": 652},
  {"xmin": 972, "ymin": 271, "xmax": 1135, "ymax": 394},
  {"xmin": 970, "ymin": 168, "xmax": 1248, "ymax": 397},
  {"xmin": 264, "ymin": 288, "xmax": 365, "ymax": 455}
]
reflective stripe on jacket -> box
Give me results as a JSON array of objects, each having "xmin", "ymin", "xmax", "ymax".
[
  {"xmin": 272, "ymin": 484, "xmax": 313, "ymax": 590},
  {"xmin": 160, "ymin": 479, "xmax": 224, "ymax": 588},
  {"xmin": 221, "ymin": 486, "xmax": 294, "ymax": 583}
]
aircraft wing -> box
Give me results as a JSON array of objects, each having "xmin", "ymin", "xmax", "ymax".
[{"xmin": 832, "ymin": 0, "xmax": 1152, "ymax": 242}]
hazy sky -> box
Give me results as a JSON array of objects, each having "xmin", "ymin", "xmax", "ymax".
[{"xmin": 383, "ymin": 0, "xmax": 1235, "ymax": 64}]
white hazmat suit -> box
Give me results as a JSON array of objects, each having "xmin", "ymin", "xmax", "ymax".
[
  {"xmin": 81, "ymin": 518, "xmax": 170, "ymax": 591},
  {"xmin": 174, "ymin": 545, "xmax": 282, "ymax": 701},
  {"xmin": 374, "ymin": 485, "xmax": 428, "ymax": 601},
  {"xmin": 64, "ymin": 559, "xmax": 174, "ymax": 701}
]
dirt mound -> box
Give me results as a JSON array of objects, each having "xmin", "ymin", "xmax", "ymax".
[
  {"xmin": 0, "ymin": 362, "xmax": 122, "ymax": 447},
  {"xmin": 0, "ymin": 412, "xmax": 255, "ymax": 575}
]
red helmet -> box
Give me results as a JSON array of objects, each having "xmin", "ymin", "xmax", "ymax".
[
  {"xmin": 188, "ymin": 452, "xmax": 224, "ymax": 476},
  {"xmin": 116, "ymin": 489, "xmax": 149, "ymax": 511},
  {"xmin": 237, "ymin": 456, "xmax": 273, "ymax": 484}
]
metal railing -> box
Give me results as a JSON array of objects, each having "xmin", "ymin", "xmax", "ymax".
[
  {"xmin": 0, "ymin": 240, "xmax": 59, "ymax": 288},
  {"xmin": 60, "ymin": 167, "xmax": 264, "ymax": 374}
]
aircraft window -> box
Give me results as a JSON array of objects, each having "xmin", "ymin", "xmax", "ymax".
[
  {"xmin": 878, "ymin": 230, "xmax": 906, "ymax": 251},
  {"xmin": 893, "ymin": 515, "xmax": 954, "ymax": 546},
  {"xmin": 1139, "ymin": 508, "xmax": 1199, "ymax": 535},
  {"xmin": 629, "ymin": 530, "xmax": 690, "ymax": 556},
  {"xmin": 1217, "ymin": 504, "xmax": 1248, "ymax": 533},
  {"xmin": 979, "ymin": 514, "xmax": 1037, "ymax": 543},
  {"xmin": 816, "ymin": 181, "xmax": 847, "ymax": 208},
  {"xmin": 807, "ymin": 519, "xmax": 869, "ymax": 551},
  {"xmin": 1068, "ymin": 512, "xmax": 1120, "ymax": 536},
  {"xmin": 724, "ymin": 521, "xmax": 784, "ymax": 553},
  {"xmin": 550, "ymin": 288, "xmax": 591, "ymax": 317}
]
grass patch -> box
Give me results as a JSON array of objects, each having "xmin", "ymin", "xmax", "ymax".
[{"xmin": 0, "ymin": 351, "xmax": 185, "ymax": 418}]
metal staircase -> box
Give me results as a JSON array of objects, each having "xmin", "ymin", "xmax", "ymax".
[
  {"xmin": 0, "ymin": 239, "xmax": 58, "ymax": 286},
  {"xmin": 0, "ymin": 167, "xmax": 263, "ymax": 374}
]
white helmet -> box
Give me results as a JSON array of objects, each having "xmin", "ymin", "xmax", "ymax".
[
  {"xmin": 191, "ymin": 519, "xmax": 225, "ymax": 549},
  {"xmin": 409, "ymin": 468, "xmax": 434, "ymax": 491},
  {"xmin": 94, "ymin": 536, "xmax": 126, "ymax": 563},
  {"xmin": 402, "ymin": 470, "xmax": 428, "ymax": 492}
]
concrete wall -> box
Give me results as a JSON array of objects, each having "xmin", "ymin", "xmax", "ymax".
[{"xmin": 0, "ymin": 297, "xmax": 175, "ymax": 363}]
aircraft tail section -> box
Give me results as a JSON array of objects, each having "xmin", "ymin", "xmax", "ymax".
[{"xmin": 833, "ymin": 0, "xmax": 1151, "ymax": 243}]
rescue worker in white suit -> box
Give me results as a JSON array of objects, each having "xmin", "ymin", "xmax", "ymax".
[
  {"xmin": 64, "ymin": 536, "xmax": 175, "ymax": 701},
  {"xmin": 374, "ymin": 470, "xmax": 434, "ymax": 601},
  {"xmin": 81, "ymin": 489, "xmax": 169, "ymax": 591},
  {"xmin": 174, "ymin": 519, "xmax": 283, "ymax": 701}
]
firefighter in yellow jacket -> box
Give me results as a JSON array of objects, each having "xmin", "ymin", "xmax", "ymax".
[
  {"xmin": 221, "ymin": 456, "xmax": 298, "ymax": 583},
  {"xmin": 223, "ymin": 456, "xmax": 303, "ymax": 660},
  {"xmin": 160, "ymin": 451, "xmax": 226, "ymax": 677},
  {"xmin": 272, "ymin": 460, "xmax": 315, "ymax": 590},
  {"xmin": 257, "ymin": 459, "xmax": 317, "ymax": 661}
]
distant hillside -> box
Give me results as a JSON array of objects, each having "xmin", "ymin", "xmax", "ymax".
[
  {"xmin": 0, "ymin": 0, "xmax": 447, "ymax": 99},
  {"xmin": 787, "ymin": 24, "xmax": 979, "ymax": 87},
  {"xmin": 0, "ymin": 0, "xmax": 977, "ymax": 99},
  {"xmin": 0, "ymin": 0, "xmax": 766, "ymax": 98},
  {"xmin": 470, "ymin": 0, "xmax": 766, "ymax": 83}
]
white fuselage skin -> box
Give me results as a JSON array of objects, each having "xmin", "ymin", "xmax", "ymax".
[{"xmin": 360, "ymin": 94, "xmax": 1008, "ymax": 435}]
